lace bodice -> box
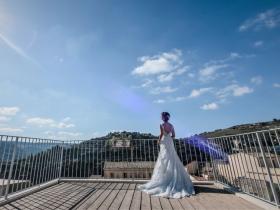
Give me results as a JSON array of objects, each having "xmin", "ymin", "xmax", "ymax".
[{"xmin": 161, "ymin": 123, "xmax": 174, "ymax": 136}]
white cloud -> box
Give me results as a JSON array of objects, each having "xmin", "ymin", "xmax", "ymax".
[
  {"xmin": 0, "ymin": 106, "xmax": 20, "ymax": 116},
  {"xmin": 233, "ymin": 86, "xmax": 254, "ymax": 96},
  {"xmin": 150, "ymin": 86, "xmax": 177, "ymax": 95},
  {"xmin": 200, "ymin": 103, "xmax": 219, "ymax": 110},
  {"xmin": 44, "ymin": 130, "xmax": 82, "ymax": 140},
  {"xmin": 157, "ymin": 66, "xmax": 189, "ymax": 82},
  {"xmin": 56, "ymin": 122, "xmax": 75, "ymax": 128},
  {"xmin": 199, "ymin": 64, "xmax": 228, "ymax": 82},
  {"xmin": 141, "ymin": 79, "xmax": 153, "ymax": 87},
  {"xmin": 251, "ymin": 76, "xmax": 263, "ymax": 85},
  {"xmin": 132, "ymin": 49, "xmax": 182, "ymax": 76},
  {"xmin": 157, "ymin": 74, "xmax": 174, "ymax": 83},
  {"xmin": 0, "ymin": 127, "xmax": 23, "ymax": 132},
  {"xmin": 239, "ymin": 8, "xmax": 280, "ymax": 31},
  {"xmin": 0, "ymin": 116, "xmax": 11, "ymax": 122},
  {"xmin": 26, "ymin": 117, "xmax": 75, "ymax": 128},
  {"xmin": 57, "ymin": 131, "xmax": 82, "ymax": 137},
  {"xmin": 174, "ymin": 96, "xmax": 188, "ymax": 102},
  {"xmin": 153, "ymin": 99, "xmax": 166, "ymax": 104},
  {"xmin": 189, "ymin": 87, "xmax": 212, "ymax": 98},
  {"xmin": 205, "ymin": 53, "xmax": 242, "ymax": 66},
  {"xmin": 273, "ymin": 83, "xmax": 280, "ymax": 88},
  {"xmin": 176, "ymin": 67, "xmax": 189, "ymax": 75},
  {"xmin": 254, "ymin": 40, "xmax": 263, "ymax": 47},
  {"xmin": 216, "ymin": 84, "xmax": 254, "ymax": 98},
  {"xmin": 187, "ymin": 73, "xmax": 195, "ymax": 78},
  {"xmin": 62, "ymin": 117, "xmax": 71, "ymax": 122},
  {"xmin": 26, "ymin": 117, "xmax": 55, "ymax": 127}
]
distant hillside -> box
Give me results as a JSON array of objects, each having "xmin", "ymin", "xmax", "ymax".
[
  {"xmin": 86, "ymin": 119, "xmax": 280, "ymax": 141},
  {"xmin": 200, "ymin": 119, "xmax": 280, "ymax": 138},
  {"xmin": 89, "ymin": 131, "xmax": 158, "ymax": 141}
]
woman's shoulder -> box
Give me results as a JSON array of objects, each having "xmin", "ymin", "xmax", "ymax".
[
  {"xmin": 167, "ymin": 122, "xmax": 173, "ymax": 127},
  {"xmin": 161, "ymin": 122, "xmax": 173, "ymax": 127}
]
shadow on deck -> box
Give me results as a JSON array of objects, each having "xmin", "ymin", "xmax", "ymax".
[{"xmin": 0, "ymin": 182, "xmax": 264, "ymax": 210}]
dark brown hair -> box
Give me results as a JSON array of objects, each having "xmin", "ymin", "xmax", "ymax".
[{"xmin": 161, "ymin": 112, "xmax": 170, "ymax": 122}]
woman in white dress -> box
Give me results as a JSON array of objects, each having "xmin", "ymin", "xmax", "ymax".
[{"xmin": 137, "ymin": 112, "xmax": 195, "ymax": 198}]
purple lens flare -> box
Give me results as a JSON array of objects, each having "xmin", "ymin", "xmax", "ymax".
[{"xmin": 183, "ymin": 134, "xmax": 229, "ymax": 162}]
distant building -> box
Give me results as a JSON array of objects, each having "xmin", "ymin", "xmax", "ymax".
[
  {"xmin": 214, "ymin": 152, "xmax": 280, "ymax": 200},
  {"xmin": 103, "ymin": 161, "xmax": 155, "ymax": 179},
  {"xmin": 110, "ymin": 135, "xmax": 132, "ymax": 148}
]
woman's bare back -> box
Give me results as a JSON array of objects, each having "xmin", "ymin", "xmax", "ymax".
[{"xmin": 161, "ymin": 122, "xmax": 175, "ymax": 137}]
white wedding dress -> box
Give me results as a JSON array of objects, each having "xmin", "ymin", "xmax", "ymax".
[{"xmin": 137, "ymin": 125, "xmax": 195, "ymax": 198}]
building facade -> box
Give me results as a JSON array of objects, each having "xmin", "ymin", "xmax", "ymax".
[{"xmin": 103, "ymin": 161, "xmax": 155, "ymax": 179}]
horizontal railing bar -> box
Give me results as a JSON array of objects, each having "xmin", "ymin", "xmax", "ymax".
[
  {"xmin": 59, "ymin": 178, "xmax": 215, "ymax": 185},
  {"xmin": 0, "ymin": 135, "xmax": 64, "ymax": 143}
]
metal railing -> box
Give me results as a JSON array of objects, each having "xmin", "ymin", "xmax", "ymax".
[
  {"xmin": 208, "ymin": 128, "xmax": 280, "ymax": 207},
  {"xmin": 60, "ymin": 138, "xmax": 213, "ymax": 180},
  {"xmin": 0, "ymin": 128, "xmax": 280, "ymax": 207},
  {"xmin": 0, "ymin": 136, "xmax": 63, "ymax": 200}
]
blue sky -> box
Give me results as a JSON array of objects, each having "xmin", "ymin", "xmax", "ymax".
[{"xmin": 0, "ymin": 0, "xmax": 279, "ymax": 139}]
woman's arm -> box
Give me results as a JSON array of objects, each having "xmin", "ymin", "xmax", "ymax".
[
  {"xmin": 158, "ymin": 124, "xmax": 163, "ymax": 144},
  {"xmin": 171, "ymin": 125, "xmax": 175, "ymax": 138}
]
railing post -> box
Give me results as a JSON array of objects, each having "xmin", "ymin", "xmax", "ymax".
[
  {"xmin": 5, "ymin": 137, "xmax": 18, "ymax": 199},
  {"xmin": 256, "ymin": 132, "xmax": 280, "ymax": 206},
  {"xmin": 207, "ymin": 139, "xmax": 218, "ymax": 182},
  {"xmin": 58, "ymin": 141, "xmax": 64, "ymax": 182}
]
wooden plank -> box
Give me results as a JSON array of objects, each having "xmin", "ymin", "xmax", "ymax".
[
  {"xmin": 130, "ymin": 184, "xmax": 141, "ymax": 210},
  {"xmin": 41, "ymin": 182, "xmax": 94, "ymax": 209},
  {"xmin": 98, "ymin": 183, "xmax": 123, "ymax": 210},
  {"xmin": 121, "ymin": 183, "xmax": 130, "ymax": 190},
  {"xmin": 32, "ymin": 182, "xmax": 82, "ymax": 209},
  {"xmin": 141, "ymin": 191, "xmax": 151, "ymax": 210},
  {"xmin": 218, "ymin": 193, "xmax": 264, "ymax": 210},
  {"xmin": 75, "ymin": 182, "xmax": 109, "ymax": 210},
  {"xmin": 63, "ymin": 183, "xmax": 98, "ymax": 208},
  {"xmin": 169, "ymin": 198, "xmax": 184, "ymax": 210},
  {"xmin": 128, "ymin": 184, "xmax": 136, "ymax": 190},
  {"xmin": 204, "ymin": 192, "xmax": 233, "ymax": 210},
  {"xmin": 178, "ymin": 198, "xmax": 195, "ymax": 210},
  {"xmin": 159, "ymin": 197, "xmax": 173, "ymax": 210},
  {"xmin": 150, "ymin": 195, "xmax": 162, "ymax": 210},
  {"xmin": 84, "ymin": 183, "xmax": 117, "ymax": 209},
  {"xmin": 119, "ymin": 184, "xmax": 136, "ymax": 210},
  {"xmin": 109, "ymin": 183, "xmax": 128, "ymax": 210},
  {"xmin": 0, "ymin": 204, "xmax": 17, "ymax": 210},
  {"xmin": 196, "ymin": 192, "xmax": 225, "ymax": 210},
  {"xmin": 186, "ymin": 197, "xmax": 207, "ymax": 210}
]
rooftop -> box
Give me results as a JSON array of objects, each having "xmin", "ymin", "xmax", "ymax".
[
  {"xmin": 104, "ymin": 161, "xmax": 155, "ymax": 169},
  {"xmin": 1, "ymin": 128, "xmax": 279, "ymax": 209},
  {"xmin": 0, "ymin": 181, "xmax": 265, "ymax": 210}
]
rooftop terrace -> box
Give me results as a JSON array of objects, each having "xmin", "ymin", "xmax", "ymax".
[
  {"xmin": 0, "ymin": 181, "xmax": 265, "ymax": 210},
  {"xmin": 0, "ymin": 128, "xmax": 280, "ymax": 209}
]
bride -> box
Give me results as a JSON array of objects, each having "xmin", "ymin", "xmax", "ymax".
[{"xmin": 137, "ymin": 112, "xmax": 195, "ymax": 198}]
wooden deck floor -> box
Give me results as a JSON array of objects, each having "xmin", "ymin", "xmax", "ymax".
[{"xmin": 0, "ymin": 182, "xmax": 264, "ymax": 210}]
